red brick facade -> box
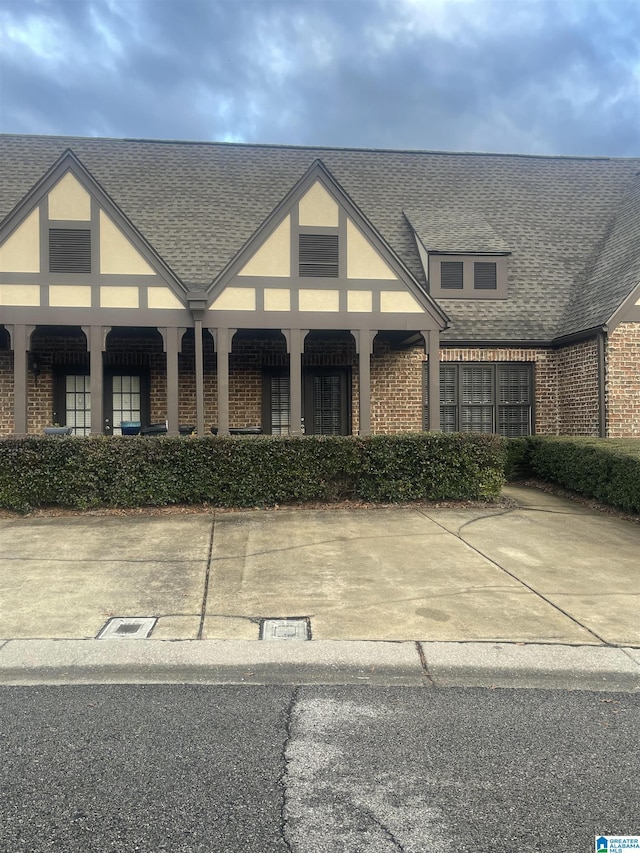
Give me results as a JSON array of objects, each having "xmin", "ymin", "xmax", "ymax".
[
  {"xmin": 1, "ymin": 326, "xmax": 639, "ymax": 437},
  {"xmin": 607, "ymin": 322, "xmax": 640, "ymax": 437},
  {"xmin": 556, "ymin": 338, "xmax": 600, "ymax": 436}
]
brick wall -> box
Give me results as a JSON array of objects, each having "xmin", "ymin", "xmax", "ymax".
[
  {"xmin": 4, "ymin": 325, "xmax": 629, "ymax": 438},
  {"xmin": 0, "ymin": 350, "xmax": 13, "ymax": 434},
  {"xmin": 607, "ymin": 322, "xmax": 640, "ymax": 437},
  {"xmin": 371, "ymin": 341, "xmax": 423, "ymax": 433},
  {"xmin": 556, "ymin": 338, "xmax": 600, "ymax": 436}
]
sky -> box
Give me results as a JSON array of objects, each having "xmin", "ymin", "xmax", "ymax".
[{"xmin": 0, "ymin": 0, "xmax": 638, "ymax": 157}]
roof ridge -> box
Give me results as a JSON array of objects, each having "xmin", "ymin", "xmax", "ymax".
[{"xmin": 1, "ymin": 132, "xmax": 635, "ymax": 162}]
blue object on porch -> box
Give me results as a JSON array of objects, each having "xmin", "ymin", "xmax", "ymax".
[{"xmin": 120, "ymin": 421, "xmax": 141, "ymax": 435}]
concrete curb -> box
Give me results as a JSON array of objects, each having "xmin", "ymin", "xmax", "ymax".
[{"xmin": 0, "ymin": 639, "xmax": 638, "ymax": 691}]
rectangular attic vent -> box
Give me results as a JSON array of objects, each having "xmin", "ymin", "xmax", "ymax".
[
  {"xmin": 49, "ymin": 228, "xmax": 91, "ymax": 273},
  {"xmin": 474, "ymin": 261, "xmax": 497, "ymax": 289},
  {"xmin": 440, "ymin": 261, "xmax": 463, "ymax": 289},
  {"xmin": 299, "ymin": 234, "xmax": 339, "ymax": 277}
]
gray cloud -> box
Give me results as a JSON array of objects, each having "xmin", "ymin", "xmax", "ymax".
[{"xmin": 0, "ymin": 0, "xmax": 638, "ymax": 155}]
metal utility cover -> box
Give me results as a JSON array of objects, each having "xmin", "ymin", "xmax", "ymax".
[
  {"xmin": 261, "ymin": 618, "xmax": 310, "ymax": 641},
  {"xmin": 97, "ymin": 617, "xmax": 157, "ymax": 639}
]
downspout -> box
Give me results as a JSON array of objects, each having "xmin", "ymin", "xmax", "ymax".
[{"xmin": 597, "ymin": 328, "xmax": 607, "ymax": 438}]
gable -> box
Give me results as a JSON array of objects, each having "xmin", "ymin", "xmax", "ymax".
[
  {"xmin": 208, "ymin": 166, "xmax": 445, "ymax": 330},
  {"xmin": 0, "ymin": 151, "xmax": 188, "ymax": 315}
]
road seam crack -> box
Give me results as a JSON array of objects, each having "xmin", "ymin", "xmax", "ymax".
[
  {"xmin": 415, "ymin": 641, "xmax": 435, "ymax": 685},
  {"xmin": 279, "ymin": 686, "xmax": 299, "ymax": 852}
]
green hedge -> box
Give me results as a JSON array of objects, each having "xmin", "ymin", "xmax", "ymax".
[
  {"xmin": 525, "ymin": 436, "xmax": 640, "ymax": 514},
  {"xmin": 0, "ymin": 433, "xmax": 506, "ymax": 512}
]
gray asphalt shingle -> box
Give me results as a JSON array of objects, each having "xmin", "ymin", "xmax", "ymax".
[{"xmin": 1, "ymin": 134, "xmax": 638, "ymax": 342}]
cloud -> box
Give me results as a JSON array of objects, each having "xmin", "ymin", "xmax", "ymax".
[{"xmin": 0, "ymin": 0, "xmax": 638, "ymax": 155}]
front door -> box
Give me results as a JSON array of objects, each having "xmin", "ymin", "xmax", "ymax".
[
  {"xmin": 303, "ymin": 368, "xmax": 350, "ymax": 435},
  {"xmin": 54, "ymin": 372, "xmax": 91, "ymax": 436},
  {"xmin": 54, "ymin": 370, "xmax": 150, "ymax": 434},
  {"xmin": 103, "ymin": 372, "xmax": 150, "ymax": 435}
]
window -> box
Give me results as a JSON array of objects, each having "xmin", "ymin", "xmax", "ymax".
[
  {"xmin": 299, "ymin": 234, "xmax": 339, "ymax": 277},
  {"xmin": 429, "ymin": 255, "xmax": 507, "ymax": 299},
  {"xmin": 426, "ymin": 363, "xmax": 532, "ymax": 436},
  {"xmin": 49, "ymin": 228, "xmax": 91, "ymax": 273}
]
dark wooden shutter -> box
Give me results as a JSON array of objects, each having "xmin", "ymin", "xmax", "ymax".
[
  {"xmin": 440, "ymin": 261, "xmax": 463, "ymax": 289},
  {"xmin": 474, "ymin": 261, "xmax": 497, "ymax": 289},
  {"xmin": 299, "ymin": 234, "xmax": 339, "ymax": 277},
  {"xmin": 270, "ymin": 376, "xmax": 290, "ymax": 435},
  {"xmin": 497, "ymin": 365, "xmax": 531, "ymax": 436},
  {"xmin": 49, "ymin": 228, "xmax": 91, "ymax": 273},
  {"xmin": 461, "ymin": 366, "xmax": 494, "ymax": 433},
  {"xmin": 439, "ymin": 365, "xmax": 458, "ymax": 432},
  {"xmin": 313, "ymin": 374, "xmax": 341, "ymax": 434}
]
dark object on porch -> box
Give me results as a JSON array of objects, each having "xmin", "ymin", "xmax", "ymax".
[
  {"xmin": 179, "ymin": 424, "xmax": 195, "ymax": 435},
  {"xmin": 121, "ymin": 421, "xmax": 141, "ymax": 436},
  {"xmin": 141, "ymin": 423, "xmax": 168, "ymax": 436},
  {"xmin": 210, "ymin": 426, "xmax": 263, "ymax": 436},
  {"xmin": 43, "ymin": 426, "xmax": 72, "ymax": 436}
]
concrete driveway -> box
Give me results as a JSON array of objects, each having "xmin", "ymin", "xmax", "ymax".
[{"xmin": 0, "ymin": 486, "xmax": 638, "ymax": 646}]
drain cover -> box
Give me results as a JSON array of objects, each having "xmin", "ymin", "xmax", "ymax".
[
  {"xmin": 97, "ymin": 617, "xmax": 157, "ymax": 639},
  {"xmin": 260, "ymin": 618, "xmax": 310, "ymax": 641}
]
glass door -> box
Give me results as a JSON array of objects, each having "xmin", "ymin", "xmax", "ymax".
[
  {"xmin": 63, "ymin": 374, "xmax": 91, "ymax": 436},
  {"xmin": 103, "ymin": 372, "xmax": 149, "ymax": 434}
]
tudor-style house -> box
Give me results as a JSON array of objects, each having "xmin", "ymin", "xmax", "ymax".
[{"xmin": 0, "ymin": 135, "xmax": 639, "ymax": 439}]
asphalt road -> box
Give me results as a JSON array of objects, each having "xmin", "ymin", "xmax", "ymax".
[{"xmin": 0, "ymin": 685, "xmax": 637, "ymax": 853}]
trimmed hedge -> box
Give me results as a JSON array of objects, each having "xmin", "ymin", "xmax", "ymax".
[
  {"xmin": 525, "ymin": 436, "xmax": 640, "ymax": 514},
  {"xmin": 0, "ymin": 433, "xmax": 506, "ymax": 513}
]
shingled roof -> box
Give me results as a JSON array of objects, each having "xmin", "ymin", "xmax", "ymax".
[{"xmin": 1, "ymin": 133, "xmax": 638, "ymax": 343}]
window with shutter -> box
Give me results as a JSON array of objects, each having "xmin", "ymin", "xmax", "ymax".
[
  {"xmin": 299, "ymin": 234, "xmax": 339, "ymax": 277},
  {"xmin": 49, "ymin": 228, "xmax": 91, "ymax": 273},
  {"xmin": 427, "ymin": 362, "xmax": 533, "ymax": 436}
]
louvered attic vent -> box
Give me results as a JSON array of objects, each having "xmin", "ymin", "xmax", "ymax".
[
  {"xmin": 49, "ymin": 228, "xmax": 91, "ymax": 273},
  {"xmin": 474, "ymin": 261, "xmax": 497, "ymax": 290},
  {"xmin": 299, "ymin": 234, "xmax": 339, "ymax": 277},
  {"xmin": 440, "ymin": 261, "xmax": 464, "ymax": 289}
]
